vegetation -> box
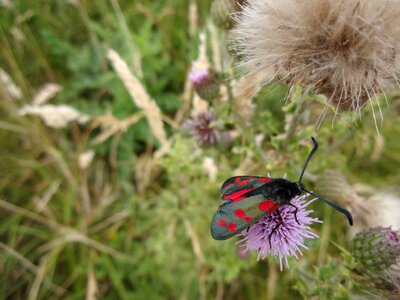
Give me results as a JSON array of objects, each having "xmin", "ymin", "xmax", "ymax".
[{"xmin": 1, "ymin": 1, "xmax": 399, "ymax": 299}]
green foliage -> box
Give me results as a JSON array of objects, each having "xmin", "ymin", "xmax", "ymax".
[{"xmin": 0, "ymin": 0, "xmax": 399, "ymax": 299}]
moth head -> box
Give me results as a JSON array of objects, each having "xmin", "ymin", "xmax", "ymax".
[
  {"xmin": 295, "ymin": 182, "xmax": 304, "ymax": 195},
  {"xmin": 273, "ymin": 179, "xmax": 304, "ymax": 203}
]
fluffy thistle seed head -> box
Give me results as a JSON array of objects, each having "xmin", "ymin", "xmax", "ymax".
[{"xmin": 235, "ymin": 0, "xmax": 400, "ymax": 112}]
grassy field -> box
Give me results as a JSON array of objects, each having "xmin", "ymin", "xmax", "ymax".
[{"xmin": 1, "ymin": 1, "xmax": 400, "ymax": 299}]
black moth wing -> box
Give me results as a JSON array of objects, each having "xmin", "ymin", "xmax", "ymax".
[
  {"xmin": 220, "ymin": 176, "xmax": 272, "ymax": 195},
  {"xmin": 210, "ymin": 194, "xmax": 279, "ymax": 240}
]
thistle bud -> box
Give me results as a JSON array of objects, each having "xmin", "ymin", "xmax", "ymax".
[
  {"xmin": 189, "ymin": 67, "xmax": 220, "ymax": 101},
  {"xmin": 211, "ymin": 0, "xmax": 239, "ymax": 30},
  {"xmin": 352, "ymin": 227, "xmax": 400, "ymax": 272}
]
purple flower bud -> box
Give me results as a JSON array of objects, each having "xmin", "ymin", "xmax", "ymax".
[{"xmin": 189, "ymin": 67, "xmax": 219, "ymax": 101}]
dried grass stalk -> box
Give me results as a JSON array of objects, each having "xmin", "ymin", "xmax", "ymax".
[
  {"xmin": 33, "ymin": 83, "xmax": 62, "ymax": 105},
  {"xmin": 107, "ymin": 49, "xmax": 168, "ymax": 147},
  {"xmin": 202, "ymin": 157, "xmax": 218, "ymax": 181},
  {"xmin": 0, "ymin": 68, "xmax": 22, "ymax": 100},
  {"xmin": 232, "ymin": 75, "xmax": 257, "ymax": 123},
  {"xmin": 18, "ymin": 104, "xmax": 90, "ymax": 128},
  {"xmin": 78, "ymin": 150, "xmax": 95, "ymax": 170}
]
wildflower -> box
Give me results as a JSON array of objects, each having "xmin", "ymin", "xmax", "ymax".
[
  {"xmin": 352, "ymin": 227, "xmax": 400, "ymax": 272},
  {"xmin": 235, "ymin": 0, "xmax": 400, "ymax": 113},
  {"xmin": 352, "ymin": 227, "xmax": 400, "ymax": 295},
  {"xmin": 182, "ymin": 111, "xmax": 230, "ymax": 147},
  {"xmin": 241, "ymin": 194, "xmax": 321, "ymax": 270},
  {"xmin": 189, "ymin": 67, "xmax": 220, "ymax": 101}
]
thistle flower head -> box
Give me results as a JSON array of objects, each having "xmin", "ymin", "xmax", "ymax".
[
  {"xmin": 189, "ymin": 67, "xmax": 219, "ymax": 101},
  {"xmin": 352, "ymin": 227, "xmax": 400, "ymax": 272},
  {"xmin": 241, "ymin": 194, "xmax": 321, "ymax": 270},
  {"xmin": 235, "ymin": 0, "xmax": 400, "ymax": 113},
  {"xmin": 182, "ymin": 111, "xmax": 230, "ymax": 147}
]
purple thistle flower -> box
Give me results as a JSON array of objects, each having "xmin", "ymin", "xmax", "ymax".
[
  {"xmin": 240, "ymin": 194, "xmax": 321, "ymax": 270},
  {"xmin": 189, "ymin": 67, "xmax": 210, "ymax": 86},
  {"xmin": 182, "ymin": 111, "xmax": 231, "ymax": 147}
]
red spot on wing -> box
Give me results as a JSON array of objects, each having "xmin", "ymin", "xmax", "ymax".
[
  {"xmin": 258, "ymin": 178, "xmax": 271, "ymax": 183},
  {"xmin": 267, "ymin": 203, "xmax": 280, "ymax": 213},
  {"xmin": 224, "ymin": 183, "xmax": 233, "ymax": 190},
  {"xmin": 245, "ymin": 217, "xmax": 252, "ymax": 223},
  {"xmin": 258, "ymin": 200, "xmax": 275, "ymax": 211},
  {"xmin": 223, "ymin": 188, "xmax": 256, "ymax": 202},
  {"xmin": 234, "ymin": 177, "xmax": 241, "ymax": 183},
  {"xmin": 234, "ymin": 209, "xmax": 246, "ymax": 219},
  {"xmin": 237, "ymin": 176, "xmax": 255, "ymax": 187},
  {"xmin": 228, "ymin": 223, "xmax": 237, "ymax": 232},
  {"xmin": 217, "ymin": 219, "xmax": 227, "ymax": 227},
  {"xmin": 238, "ymin": 180, "xmax": 249, "ymax": 187}
]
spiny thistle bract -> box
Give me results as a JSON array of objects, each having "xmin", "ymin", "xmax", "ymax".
[
  {"xmin": 235, "ymin": 0, "xmax": 400, "ymax": 113},
  {"xmin": 352, "ymin": 227, "xmax": 400, "ymax": 272},
  {"xmin": 189, "ymin": 67, "xmax": 220, "ymax": 101}
]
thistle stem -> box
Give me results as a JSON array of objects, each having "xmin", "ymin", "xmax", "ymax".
[{"xmin": 284, "ymin": 97, "xmax": 305, "ymax": 147}]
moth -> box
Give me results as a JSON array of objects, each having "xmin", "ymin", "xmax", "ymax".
[{"xmin": 211, "ymin": 137, "xmax": 353, "ymax": 241}]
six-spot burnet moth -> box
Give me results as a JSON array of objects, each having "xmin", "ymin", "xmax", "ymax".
[{"xmin": 211, "ymin": 137, "xmax": 353, "ymax": 241}]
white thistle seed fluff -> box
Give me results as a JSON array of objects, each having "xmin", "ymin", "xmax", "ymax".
[{"xmin": 234, "ymin": 0, "xmax": 400, "ymax": 112}]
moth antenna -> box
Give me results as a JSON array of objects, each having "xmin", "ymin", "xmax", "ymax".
[
  {"xmin": 298, "ymin": 137, "xmax": 318, "ymax": 183},
  {"xmin": 302, "ymin": 188, "xmax": 353, "ymax": 226}
]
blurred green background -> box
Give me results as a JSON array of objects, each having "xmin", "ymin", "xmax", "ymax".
[{"xmin": 1, "ymin": 1, "xmax": 399, "ymax": 299}]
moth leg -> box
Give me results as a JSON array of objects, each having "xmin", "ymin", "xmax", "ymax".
[
  {"xmin": 268, "ymin": 209, "xmax": 284, "ymax": 248},
  {"xmin": 287, "ymin": 202, "xmax": 300, "ymax": 225}
]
